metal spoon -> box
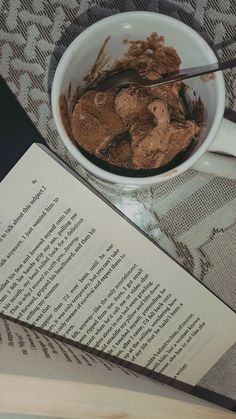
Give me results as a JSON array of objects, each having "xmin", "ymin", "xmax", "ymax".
[{"xmin": 95, "ymin": 57, "xmax": 236, "ymax": 91}]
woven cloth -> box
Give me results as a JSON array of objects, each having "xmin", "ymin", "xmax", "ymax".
[{"xmin": 0, "ymin": 0, "xmax": 236, "ymax": 402}]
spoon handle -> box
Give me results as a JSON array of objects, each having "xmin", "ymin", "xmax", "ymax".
[{"xmin": 142, "ymin": 57, "xmax": 236, "ymax": 87}]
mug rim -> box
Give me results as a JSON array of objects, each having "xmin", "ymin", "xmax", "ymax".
[{"xmin": 51, "ymin": 11, "xmax": 225, "ymax": 186}]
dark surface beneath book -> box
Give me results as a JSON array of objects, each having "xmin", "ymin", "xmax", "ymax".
[{"xmin": 0, "ymin": 76, "xmax": 46, "ymax": 181}]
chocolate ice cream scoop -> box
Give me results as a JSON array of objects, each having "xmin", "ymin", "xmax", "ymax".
[
  {"xmin": 142, "ymin": 71, "xmax": 185, "ymax": 120},
  {"xmin": 71, "ymin": 89, "xmax": 126, "ymax": 158},
  {"xmin": 131, "ymin": 99, "xmax": 197, "ymax": 169},
  {"xmin": 69, "ymin": 32, "xmax": 202, "ymax": 171},
  {"xmin": 114, "ymin": 86, "xmax": 152, "ymax": 125}
]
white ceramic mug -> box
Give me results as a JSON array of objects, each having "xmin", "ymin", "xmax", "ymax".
[{"xmin": 52, "ymin": 11, "xmax": 236, "ymax": 187}]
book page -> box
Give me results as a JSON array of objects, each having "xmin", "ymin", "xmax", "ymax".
[
  {"xmin": 0, "ymin": 416, "xmax": 54, "ymax": 419},
  {"xmin": 0, "ymin": 316, "xmax": 208, "ymax": 405},
  {"xmin": 0, "ymin": 144, "xmax": 235, "ymax": 386}
]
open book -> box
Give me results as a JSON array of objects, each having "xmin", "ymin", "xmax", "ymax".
[
  {"xmin": 0, "ymin": 315, "xmax": 234, "ymax": 418},
  {"xmin": 0, "ymin": 144, "xmax": 235, "ymax": 417}
]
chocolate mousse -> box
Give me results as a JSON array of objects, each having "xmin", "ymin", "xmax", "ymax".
[{"xmin": 68, "ymin": 33, "xmax": 202, "ymax": 171}]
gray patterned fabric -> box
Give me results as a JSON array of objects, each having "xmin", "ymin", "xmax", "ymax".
[{"xmin": 0, "ymin": 0, "xmax": 236, "ymax": 402}]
